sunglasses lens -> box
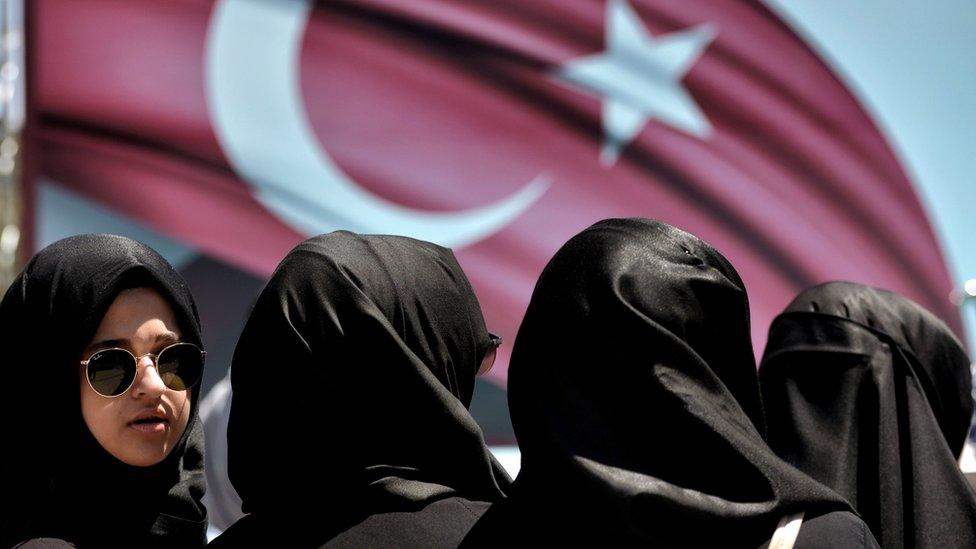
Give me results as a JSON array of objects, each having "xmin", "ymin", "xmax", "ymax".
[
  {"xmin": 87, "ymin": 350, "xmax": 136, "ymax": 397},
  {"xmin": 156, "ymin": 344, "xmax": 203, "ymax": 391}
]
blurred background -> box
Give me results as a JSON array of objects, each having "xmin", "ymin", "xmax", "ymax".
[{"xmin": 1, "ymin": 0, "xmax": 973, "ymax": 535}]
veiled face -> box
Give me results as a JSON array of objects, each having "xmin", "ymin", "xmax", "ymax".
[{"xmin": 78, "ymin": 288, "xmax": 191, "ymax": 466}]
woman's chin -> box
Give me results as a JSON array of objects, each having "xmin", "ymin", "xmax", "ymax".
[{"xmin": 109, "ymin": 438, "xmax": 175, "ymax": 467}]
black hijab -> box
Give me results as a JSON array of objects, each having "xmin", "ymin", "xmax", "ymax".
[
  {"xmin": 0, "ymin": 234, "xmax": 208, "ymax": 548},
  {"xmin": 760, "ymin": 281, "xmax": 976, "ymax": 548},
  {"xmin": 227, "ymin": 232, "xmax": 509, "ymax": 526},
  {"xmin": 497, "ymin": 218, "xmax": 849, "ymax": 547}
]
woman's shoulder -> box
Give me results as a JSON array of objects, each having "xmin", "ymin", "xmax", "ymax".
[
  {"xmin": 325, "ymin": 497, "xmax": 491, "ymax": 548},
  {"xmin": 788, "ymin": 511, "xmax": 879, "ymax": 549},
  {"xmin": 209, "ymin": 498, "xmax": 492, "ymax": 548},
  {"xmin": 12, "ymin": 539, "xmax": 77, "ymax": 549}
]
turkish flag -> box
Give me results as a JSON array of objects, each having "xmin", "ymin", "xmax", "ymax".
[{"xmin": 33, "ymin": 0, "xmax": 961, "ymax": 384}]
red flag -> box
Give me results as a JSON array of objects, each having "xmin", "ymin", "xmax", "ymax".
[{"xmin": 34, "ymin": 0, "xmax": 960, "ymax": 382}]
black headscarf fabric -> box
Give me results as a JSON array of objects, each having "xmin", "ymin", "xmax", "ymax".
[
  {"xmin": 0, "ymin": 234, "xmax": 208, "ymax": 548},
  {"xmin": 491, "ymin": 218, "xmax": 849, "ymax": 547},
  {"xmin": 227, "ymin": 232, "xmax": 509, "ymax": 525},
  {"xmin": 760, "ymin": 281, "xmax": 976, "ymax": 548}
]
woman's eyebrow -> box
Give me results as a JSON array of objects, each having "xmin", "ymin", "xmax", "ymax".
[
  {"xmin": 85, "ymin": 338, "xmax": 130, "ymax": 353},
  {"xmin": 84, "ymin": 332, "xmax": 180, "ymax": 355},
  {"xmin": 156, "ymin": 331, "xmax": 180, "ymax": 344}
]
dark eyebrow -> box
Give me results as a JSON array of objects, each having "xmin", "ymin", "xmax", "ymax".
[
  {"xmin": 85, "ymin": 338, "xmax": 130, "ymax": 355},
  {"xmin": 84, "ymin": 332, "xmax": 181, "ymax": 356},
  {"xmin": 156, "ymin": 331, "xmax": 180, "ymax": 344}
]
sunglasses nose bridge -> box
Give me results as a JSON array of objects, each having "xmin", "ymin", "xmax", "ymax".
[
  {"xmin": 132, "ymin": 351, "xmax": 160, "ymax": 369},
  {"xmin": 131, "ymin": 354, "xmax": 168, "ymax": 397}
]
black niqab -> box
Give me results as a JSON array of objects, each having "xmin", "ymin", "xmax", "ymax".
[
  {"xmin": 475, "ymin": 218, "xmax": 851, "ymax": 547},
  {"xmin": 225, "ymin": 232, "xmax": 509, "ymax": 539},
  {"xmin": 760, "ymin": 281, "xmax": 976, "ymax": 548},
  {"xmin": 0, "ymin": 234, "xmax": 208, "ymax": 548}
]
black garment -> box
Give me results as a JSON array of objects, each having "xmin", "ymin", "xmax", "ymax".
[
  {"xmin": 212, "ymin": 498, "xmax": 490, "ymax": 548},
  {"xmin": 757, "ymin": 512, "xmax": 877, "ymax": 549},
  {"xmin": 12, "ymin": 540, "xmax": 77, "ymax": 549},
  {"xmin": 0, "ymin": 234, "xmax": 208, "ymax": 548},
  {"xmin": 211, "ymin": 232, "xmax": 509, "ymax": 547},
  {"xmin": 464, "ymin": 218, "xmax": 866, "ymax": 548},
  {"xmin": 468, "ymin": 500, "xmax": 875, "ymax": 549},
  {"xmin": 760, "ymin": 281, "xmax": 976, "ymax": 548}
]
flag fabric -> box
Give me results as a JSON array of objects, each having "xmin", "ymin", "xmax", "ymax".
[{"xmin": 34, "ymin": 0, "xmax": 961, "ymax": 386}]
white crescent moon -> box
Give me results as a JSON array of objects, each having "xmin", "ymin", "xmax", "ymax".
[{"xmin": 205, "ymin": 0, "xmax": 549, "ymax": 247}]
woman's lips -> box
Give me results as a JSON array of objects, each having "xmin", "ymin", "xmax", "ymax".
[{"xmin": 129, "ymin": 417, "xmax": 169, "ymax": 434}]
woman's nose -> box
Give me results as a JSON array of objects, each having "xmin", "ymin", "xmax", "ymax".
[{"xmin": 130, "ymin": 355, "xmax": 167, "ymax": 398}]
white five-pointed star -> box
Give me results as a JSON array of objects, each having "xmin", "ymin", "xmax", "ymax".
[{"xmin": 555, "ymin": 0, "xmax": 716, "ymax": 166}]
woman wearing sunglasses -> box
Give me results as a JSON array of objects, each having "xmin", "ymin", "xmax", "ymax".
[
  {"xmin": 210, "ymin": 231, "xmax": 509, "ymax": 547},
  {"xmin": 0, "ymin": 234, "xmax": 208, "ymax": 548}
]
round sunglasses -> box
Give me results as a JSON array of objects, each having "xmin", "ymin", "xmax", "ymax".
[{"xmin": 80, "ymin": 342, "xmax": 205, "ymax": 398}]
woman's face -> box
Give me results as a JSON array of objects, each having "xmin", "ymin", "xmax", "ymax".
[{"xmin": 79, "ymin": 287, "xmax": 192, "ymax": 466}]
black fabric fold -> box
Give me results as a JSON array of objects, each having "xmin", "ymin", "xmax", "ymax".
[
  {"xmin": 465, "ymin": 218, "xmax": 852, "ymax": 547},
  {"xmin": 0, "ymin": 234, "xmax": 207, "ymax": 548},
  {"xmin": 220, "ymin": 231, "xmax": 509, "ymax": 546},
  {"xmin": 760, "ymin": 281, "xmax": 976, "ymax": 548}
]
